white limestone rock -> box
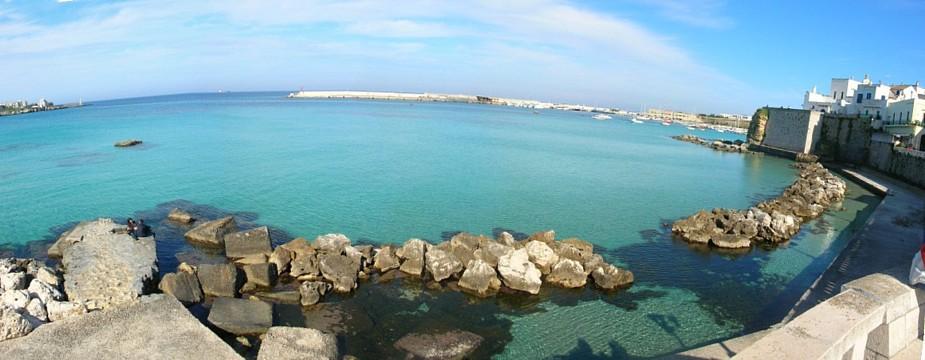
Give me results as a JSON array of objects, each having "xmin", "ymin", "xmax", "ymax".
[
  {"xmin": 497, "ymin": 249, "xmax": 542, "ymax": 294},
  {"xmin": 0, "ymin": 304, "xmax": 35, "ymax": 341}
]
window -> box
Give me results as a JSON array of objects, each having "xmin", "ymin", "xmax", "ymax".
[
  {"xmin": 866, "ymin": 93, "xmax": 871, "ymax": 100},
  {"xmin": 865, "ymin": 110, "xmax": 869, "ymax": 115},
  {"xmin": 841, "ymin": 91, "xmax": 845, "ymax": 99},
  {"xmin": 881, "ymin": 95, "xmax": 886, "ymax": 100},
  {"xmin": 857, "ymin": 94, "xmax": 863, "ymax": 103}
]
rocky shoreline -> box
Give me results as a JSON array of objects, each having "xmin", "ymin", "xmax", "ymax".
[
  {"xmin": 672, "ymin": 134, "xmax": 752, "ymax": 153},
  {"xmin": 0, "ymin": 212, "xmax": 633, "ymax": 358},
  {"xmin": 671, "ymin": 162, "xmax": 847, "ymax": 249}
]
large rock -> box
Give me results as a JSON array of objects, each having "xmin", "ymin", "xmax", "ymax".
[
  {"xmin": 526, "ymin": 230, "xmax": 556, "ymax": 246},
  {"xmin": 268, "ymin": 247, "xmax": 292, "ymax": 275},
  {"xmin": 709, "ymin": 234, "xmax": 751, "ymax": 249},
  {"xmin": 196, "ymin": 263, "xmax": 239, "ymax": 298},
  {"xmin": 184, "ymin": 216, "xmax": 238, "ymax": 247},
  {"xmin": 313, "ymin": 234, "xmax": 351, "ymax": 254},
  {"xmin": 207, "ymin": 297, "xmax": 273, "ymax": 335},
  {"xmin": 257, "ymin": 326, "xmax": 339, "ymax": 360},
  {"xmin": 0, "ymin": 272, "xmax": 26, "ymax": 292},
  {"xmin": 25, "ymin": 298, "xmax": 48, "ymax": 322},
  {"xmin": 1, "ymin": 290, "xmax": 29, "ymax": 310},
  {"xmin": 545, "ymin": 258, "xmax": 587, "ymax": 288},
  {"xmin": 45, "ymin": 300, "xmax": 88, "ymax": 322},
  {"xmin": 525, "ymin": 241, "xmax": 559, "ymax": 274},
  {"xmin": 159, "ymin": 272, "xmax": 203, "ymax": 304},
  {"xmin": 497, "ymin": 249, "xmax": 542, "ymax": 295},
  {"xmin": 318, "ymin": 254, "xmax": 358, "ymax": 293},
  {"xmin": 27, "ymin": 279, "xmax": 63, "ymax": 304},
  {"xmin": 591, "ymin": 264, "xmax": 634, "ymax": 290},
  {"xmin": 167, "ymin": 208, "xmax": 195, "ymax": 224},
  {"xmin": 59, "ymin": 219, "xmax": 158, "ymax": 310},
  {"xmin": 472, "ymin": 241, "xmax": 513, "ymax": 268},
  {"xmin": 289, "ymin": 253, "xmax": 320, "ymax": 280},
  {"xmin": 0, "ymin": 295, "xmax": 242, "ymax": 359},
  {"xmin": 299, "ymin": 281, "xmax": 332, "ymax": 306},
  {"xmin": 425, "ymin": 248, "xmax": 463, "ymax": 282},
  {"xmin": 396, "ymin": 238, "xmax": 427, "ymax": 276},
  {"xmin": 242, "ymin": 263, "xmax": 277, "ymax": 289},
  {"xmin": 457, "ymin": 260, "xmax": 501, "ymax": 297},
  {"xmin": 280, "ymin": 238, "xmax": 315, "ymax": 259},
  {"xmin": 224, "ymin": 226, "xmax": 272, "ymax": 259},
  {"xmin": 394, "ymin": 330, "xmax": 483, "ymax": 360},
  {"xmin": 373, "ymin": 246, "xmax": 401, "ymax": 272},
  {"xmin": 35, "ymin": 267, "xmax": 60, "ymax": 288},
  {"xmin": 0, "ymin": 304, "xmax": 35, "ymax": 341}
]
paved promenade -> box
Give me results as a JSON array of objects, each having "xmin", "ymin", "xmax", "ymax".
[{"xmin": 786, "ymin": 166, "xmax": 925, "ymax": 319}]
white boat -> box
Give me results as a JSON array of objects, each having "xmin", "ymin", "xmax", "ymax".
[
  {"xmin": 592, "ymin": 114, "xmax": 612, "ymax": 120},
  {"xmin": 661, "ymin": 119, "xmax": 672, "ymax": 126},
  {"xmin": 717, "ymin": 129, "xmax": 726, "ymax": 133},
  {"xmin": 631, "ymin": 118, "xmax": 643, "ymax": 124},
  {"xmin": 687, "ymin": 126, "xmax": 696, "ymax": 130}
]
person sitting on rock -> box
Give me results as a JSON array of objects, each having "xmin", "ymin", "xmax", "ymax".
[
  {"xmin": 113, "ymin": 218, "xmax": 136, "ymax": 235},
  {"xmin": 134, "ymin": 219, "xmax": 154, "ymax": 238}
]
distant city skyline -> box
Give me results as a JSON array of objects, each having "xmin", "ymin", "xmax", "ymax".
[{"xmin": 1, "ymin": 0, "xmax": 923, "ymax": 114}]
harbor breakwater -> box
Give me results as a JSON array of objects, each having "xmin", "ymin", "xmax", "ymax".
[{"xmin": 671, "ymin": 162, "xmax": 847, "ymax": 249}]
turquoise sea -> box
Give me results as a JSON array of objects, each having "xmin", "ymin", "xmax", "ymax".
[{"xmin": 0, "ymin": 92, "xmax": 879, "ymax": 358}]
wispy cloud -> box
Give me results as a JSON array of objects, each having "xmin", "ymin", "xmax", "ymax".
[{"xmin": 635, "ymin": 0, "xmax": 733, "ymax": 29}]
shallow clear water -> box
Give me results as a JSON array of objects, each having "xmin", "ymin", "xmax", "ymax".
[{"xmin": 0, "ymin": 92, "xmax": 878, "ymax": 358}]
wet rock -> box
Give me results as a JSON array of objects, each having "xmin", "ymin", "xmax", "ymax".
[
  {"xmin": 184, "ymin": 216, "xmax": 238, "ymax": 247},
  {"xmin": 396, "ymin": 238, "xmax": 427, "ymax": 276},
  {"xmin": 710, "ymin": 234, "xmax": 751, "ymax": 249},
  {"xmin": 545, "ymin": 258, "xmax": 587, "ymax": 288},
  {"xmin": 280, "ymin": 238, "xmax": 314, "ymax": 259},
  {"xmin": 257, "ymin": 326, "xmax": 339, "ymax": 360},
  {"xmin": 113, "ymin": 139, "xmax": 142, "ymax": 147},
  {"xmin": 591, "ymin": 264, "xmax": 634, "ymax": 290},
  {"xmin": 250, "ymin": 291, "xmax": 300, "ymax": 305},
  {"xmin": 207, "ymin": 297, "xmax": 273, "ymax": 335},
  {"xmin": 242, "ymin": 263, "xmax": 277, "ymax": 289},
  {"xmin": 497, "ymin": 249, "xmax": 542, "ymax": 295},
  {"xmin": 525, "ymin": 240, "xmax": 559, "ymax": 274},
  {"xmin": 59, "ymin": 219, "xmax": 157, "ymax": 310},
  {"xmin": 0, "ymin": 272, "xmax": 27, "ymax": 291},
  {"xmin": 197, "ymin": 263, "xmax": 239, "ymax": 298},
  {"xmin": 45, "ymin": 300, "xmax": 88, "ymax": 321},
  {"xmin": 268, "ymin": 247, "xmax": 292, "ymax": 276},
  {"xmin": 581, "ymin": 254, "xmax": 605, "ymax": 276},
  {"xmin": 0, "ymin": 304, "xmax": 35, "ymax": 341},
  {"xmin": 224, "ymin": 226, "xmax": 273, "ymax": 259},
  {"xmin": 318, "ymin": 254, "xmax": 359, "ymax": 293},
  {"xmin": 167, "ymin": 208, "xmax": 195, "ymax": 224},
  {"xmin": 425, "ymin": 248, "xmax": 463, "ymax": 282},
  {"xmin": 299, "ymin": 281, "xmax": 331, "ymax": 306},
  {"xmin": 373, "ymin": 245, "xmax": 401, "ymax": 272},
  {"xmin": 159, "ymin": 272, "xmax": 204, "ymax": 304},
  {"xmin": 394, "ymin": 330, "xmax": 483, "ymax": 360},
  {"xmin": 314, "ymin": 234, "xmax": 351, "ymax": 254},
  {"xmin": 457, "ymin": 260, "xmax": 501, "ymax": 297}
]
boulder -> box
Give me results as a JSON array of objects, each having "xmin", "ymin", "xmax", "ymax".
[
  {"xmin": 373, "ymin": 246, "xmax": 401, "ymax": 272},
  {"xmin": 197, "ymin": 263, "xmax": 239, "ymax": 298},
  {"xmin": 591, "ymin": 264, "xmax": 634, "ymax": 290},
  {"xmin": 224, "ymin": 226, "xmax": 273, "ymax": 259},
  {"xmin": 184, "ymin": 216, "xmax": 238, "ymax": 247},
  {"xmin": 299, "ymin": 281, "xmax": 332, "ymax": 306},
  {"xmin": 25, "ymin": 298, "xmax": 48, "ymax": 322},
  {"xmin": 243, "ymin": 263, "xmax": 277, "ymax": 289},
  {"xmin": 557, "ymin": 238, "xmax": 594, "ymax": 262},
  {"xmin": 497, "ymin": 249, "xmax": 542, "ymax": 295},
  {"xmin": 394, "ymin": 330, "xmax": 483, "ymax": 360},
  {"xmin": 0, "ymin": 272, "xmax": 27, "ymax": 291},
  {"xmin": 232, "ymin": 254, "xmax": 268, "ymax": 266},
  {"xmin": 1, "ymin": 290, "xmax": 30, "ymax": 310},
  {"xmin": 289, "ymin": 253, "xmax": 320, "ymax": 280},
  {"xmin": 45, "ymin": 300, "xmax": 88, "ymax": 321},
  {"xmin": 525, "ymin": 241, "xmax": 559, "ymax": 274},
  {"xmin": 167, "ymin": 208, "xmax": 195, "ymax": 224},
  {"xmin": 59, "ymin": 219, "xmax": 157, "ymax": 310},
  {"xmin": 526, "ymin": 230, "xmax": 556, "ymax": 246},
  {"xmin": 425, "ymin": 248, "xmax": 463, "ymax": 282},
  {"xmin": 35, "ymin": 267, "xmax": 60, "ymax": 288},
  {"xmin": 496, "ymin": 231, "xmax": 516, "ymax": 246},
  {"xmin": 27, "ymin": 279, "xmax": 63, "ymax": 304},
  {"xmin": 0, "ymin": 304, "xmax": 35, "ymax": 341},
  {"xmin": 207, "ymin": 297, "xmax": 273, "ymax": 335},
  {"xmin": 545, "ymin": 258, "xmax": 587, "ymax": 288},
  {"xmin": 280, "ymin": 238, "xmax": 315, "ymax": 259},
  {"xmin": 257, "ymin": 326, "xmax": 339, "ymax": 360},
  {"xmin": 318, "ymin": 254, "xmax": 359, "ymax": 293},
  {"xmin": 396, "ymin": 238, "xmax": 427, "ymax": 276},
  {"xmin": 709, "ymin": 234, "xmax": 751, "ymax": 249},
  {"xmin": 159, "ymin": 272, "xmax": 204, "ymax": 304},
  {"xmin": 314, "ymin": 234, "xmax": 351, "ymax": 254},
  {"xmin": 113, "ymin": 139, "xmax": 142, "ymax": 147},
  {"xmin": 268, "ymin": 247, "xmax": 292, "ymax": 275},
  {"xmin": 472, "ymin": 241, "xmax": 513, "ymax": 268},
  {"xmin": 457, "ymin": 260, "xmax": 502, "ymax": 297}
]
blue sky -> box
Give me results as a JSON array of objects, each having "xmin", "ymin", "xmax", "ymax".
[{"xmin": 1, "ymin": 0, "xmax": 923, "ymax": 113}]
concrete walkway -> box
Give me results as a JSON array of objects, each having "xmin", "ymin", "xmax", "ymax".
[{"xmin": 786, "ymin": 166, "xmax": 925, "ymax": 319}]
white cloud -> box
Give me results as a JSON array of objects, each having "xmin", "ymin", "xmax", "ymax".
[{"xmin": 636, "ymin": 0, "xmax": 733, "ymax": 29}]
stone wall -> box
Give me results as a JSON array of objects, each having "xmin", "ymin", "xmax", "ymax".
[
  {"xmin": 746, "ymin": 107, "xmax": 768, "ymax": 144},
  {"xmin": 886, "ymin": 149, "xmax": 925, "ymax": 188},
  {"xmin": 761, "ymin": 108, "xmax": 821, "ymax": 153},
  {"xmin": 815, "ymin": 114, "xmax": 872, "ymax": 164}
]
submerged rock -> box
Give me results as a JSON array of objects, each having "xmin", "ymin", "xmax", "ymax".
[
  {"xmin": 167, "ymin": 208, "xmax": 195, "ymax": 224},
  {"xmin": 113, "ymin": 139, "xmax": 142, "ymax": 147},
  {"xmin": 591, "ymin": 264, "xmax": 634, "ymax": 290},
  {"xmin": 497, "ymin": 249, "xmax": 542, "ymax": 295},
  {"xmin": 299, "ymin": 281, "xmax": 332, "ymax": 306},
  {"xmin": 257, "ymin": 326, "xmax": 339, "ymax": 360},
  {"xmin": 185, "ymin": 216, "xmax": 238, "ymax": 247},
  {"xmin": 394, "ymin": 330, "xmax": 483, "ymax": 360}
]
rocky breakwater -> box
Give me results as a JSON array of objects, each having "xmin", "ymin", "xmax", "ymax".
[
  {"xmin": 672, "ymin": 134, "xmax": 752, "ymax": 153},
  {"xmin": 672, "ymin": 163, "xmax": 847, "ymax": 249},
  {"xmin": 0, "ymin": 258, "xmax": 88, "ymax": 342}
]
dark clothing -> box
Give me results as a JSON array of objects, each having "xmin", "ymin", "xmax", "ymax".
[{"xmin": 135, "ymin": 223, "xmax": 153, "ymax": 238}]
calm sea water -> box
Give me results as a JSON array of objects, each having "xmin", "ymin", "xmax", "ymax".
[{"xmin": 0, "ymin": 92, "xmax": 878, "ymax": 358}]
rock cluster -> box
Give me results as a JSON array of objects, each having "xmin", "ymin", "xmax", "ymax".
[
  {"xmin": 672, "ymin": 163, "xmax": 847, "ymax": 248},
  {"xmin": 0, "ymin": 258, "xmax": 87, "ymax": 342},
  {"xmin": 672, "ymin": 134, "xmax": 751, "ymax": 153},
  {"xmin": 113, "ymin": 139, "xmax": 142, "ymax": 147}
]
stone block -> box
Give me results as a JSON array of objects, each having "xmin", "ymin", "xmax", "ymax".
[
  {"xmin": 159, "ymin": 272, "xmax": 203, "ymax": 304},
  {"xmin": 197, "ymin": 263, "xmax": 239, "ymax": 298},
  {"xmin": 243, "ymin": 263, "xmax": 277, "ymax": 289},
  {"xmin": 207, "ymin": 297, "xmax": 273, "ymax": 335},
  {"xmin": 842, "ymin": 273, "xmax": 917, "ymax": 323},
  {"xmin": 184, "ymin": 216, "xmax": 238, "ymax": 247},
  {"xmin": 224, "ymin": 227, "xmax": 272, "ymax": 259},
  {"xmin": 257, "ymin": 326, "xmax": 338, "ymax": 360}
]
